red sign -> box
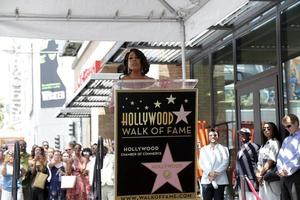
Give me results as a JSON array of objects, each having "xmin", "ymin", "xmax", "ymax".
[{"xmin": 76, "ymin": 60, "xmax": 102, "ymax": 90}]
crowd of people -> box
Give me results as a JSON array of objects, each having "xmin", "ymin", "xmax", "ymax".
[
  {"xmin": 199, "ymin": 114, "xmax": 300, "ymax": 200},
  {"xmin": 0, "ymin": 139, "xmax": 115, "ymax": 200}
]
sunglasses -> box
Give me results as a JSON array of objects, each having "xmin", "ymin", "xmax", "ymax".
[
  {"xmin": 82, "ymin": 152, "xmax": 91, "ymax": 156},
  {"xmin": 285, "ymin": 124, "xmax": 292, "ymax": 129},
  {"xmin": 263, "ymin": 127, "xmax": 271, "ymax": 131}
]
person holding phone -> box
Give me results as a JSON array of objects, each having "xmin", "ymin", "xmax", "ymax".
[
  {"xmin": 1, "ymin": 151, "xmax": 23, "ymax": 200},
  {"xmin": 30, "ymin": 146, "xmax": 48, "ymax": 200}
]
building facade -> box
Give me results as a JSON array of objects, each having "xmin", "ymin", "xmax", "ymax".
[{"xmin": 192, "ymin": 0, "xmax": 300, "ymax": 144}]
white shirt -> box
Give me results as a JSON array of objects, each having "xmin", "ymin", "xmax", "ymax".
[
  {"xmin": 87, "ymin": 157, "xmax": 95, "ymax": 185},
  {"xmin": 199, "ymin": 143, "xmax": 229, "ymax": 185},
  {"xmin": 257, "ymin": 138, "xmax": 280, "ymax": 170},
  {"xmin": 101, "ymin": 153, "xmax": 115, "ymax": 186}
]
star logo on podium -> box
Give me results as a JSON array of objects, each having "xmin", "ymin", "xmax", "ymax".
[
  {"xmin": 173, "ymin": 104, "xmax": 191, "ymax": 124},
  {"xmin": 142, "ymin": 143, "xmax": 191, "ymax": 193},
  {"xmin": 166, "ymin": 94, "xmax": 176, "ymax": 104}
]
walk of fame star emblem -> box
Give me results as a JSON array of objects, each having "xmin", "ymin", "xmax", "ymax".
[{"xmin": 142, "ymin": 143, "xmax": 192, "ymax": 193}]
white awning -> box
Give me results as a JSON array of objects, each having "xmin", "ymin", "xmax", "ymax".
[
  {"xmin": 65, "ymin": 73, "xmax": 121, "ymax": 108},
  {"xmin": 0, "ymin": 0, "xmax": 248, "ymax": 42},
  {"xmin": 56, "ymin": 108, "xmax": 91, "ymax": 118}
]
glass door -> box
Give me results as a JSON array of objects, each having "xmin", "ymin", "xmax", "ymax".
[{"xmin": 236, "ymin": 70, "xmax": 278, "ymax": 144}]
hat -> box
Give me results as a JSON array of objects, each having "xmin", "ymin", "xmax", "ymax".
[
  {"xmin": 1, "ymin": 144, "xmax": 8, "ymax": 151},
  {"xmin": 238, "ymin": 128, "xmax": 251, "ymax": 135}
]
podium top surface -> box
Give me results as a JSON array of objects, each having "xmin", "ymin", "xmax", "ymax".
[{"xmin": 114, "ymin": 79, "xmax": 198, "ymax": 90}]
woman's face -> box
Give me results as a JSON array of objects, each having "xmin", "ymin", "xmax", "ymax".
[
  {"xmin": 74, "ymin": 145, "xmax": 81, "ymax": 153},
  {"xmin": 47, "ymin": 148, "xmax": 54, "ymax": 158},
  {"xmin": 53, "ymin": 151, "xmax": 62, "ymax": 162},
  {"xmin": 62, "ymin": 153, "xmax": 70, "ymax": 162},
  {"xmin": 128, "ymin": 51, "xmax": 141, "ymax": 72},
  {"xmin": 35, "ymin": 147, "xmax": 42, "ymax": 156},
  {"xmin": 263, "ymin": 124, "xmax": 273, "ymax": 139}
]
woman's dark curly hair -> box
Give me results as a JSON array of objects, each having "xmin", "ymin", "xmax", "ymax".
[
  {"xmin": 31, "ymin": 146, "xmax": 45, "ymax": 158},
  {"xmin": 262, "ymin": 122, "xmax": 282, "ymax": 145},
  {"xmin": 123, "ymin": 48, "xmax": 150, "ymax": 75},
  {"xmin": 81, "ymin": 147, "xmax": 92, "ymax": 157}
]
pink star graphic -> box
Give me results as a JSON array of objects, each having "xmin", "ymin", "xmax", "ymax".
[
  {"xmin": 142, "ymin": 143, "xmax": 191, "ymax": 193},
  {"xmin": 172, "ymin": 104, "xmax": 191, "ymax": 124}
]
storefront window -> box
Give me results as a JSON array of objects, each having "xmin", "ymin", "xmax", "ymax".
[
  {"xmin": 192, "ymin": 57, "xmax": 211, "ymax": 125},
  {"xmin": 212, "ymin": 44, "xmax": 235, "ymax": 148},
  {"xmin": 237, "ymin": 18, "xmax": 276, "ymax": 80},
  {"xmin": 260, "ymin": 86, "xmax": 276, "ymax": 124},
  {"xmin": 281, "ymin": 2, "xmax": 300, "ymax": 115}
]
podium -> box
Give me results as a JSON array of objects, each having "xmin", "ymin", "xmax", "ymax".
[
  {"xmin": 113, "ymin": 79, "xmax": 198, "ymax": 90},
  {"xmin": 114, "ymin": 79, "xmax": 198, "ymax": 200}
]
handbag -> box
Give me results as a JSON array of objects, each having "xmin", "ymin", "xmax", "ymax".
[
  {"xmin": 61, "ymin": 175, "xmax": 77, "ymax": 189},
  {"xmin": 263, "ymin": 166, "xmax": 280, "ymax": 182},
  {"xmin": 33, "ymin": 172, "xmax": 48, "ymax": 189}
]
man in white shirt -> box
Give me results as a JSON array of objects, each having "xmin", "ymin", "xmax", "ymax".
[
  {"xmin": 101, "ymin": 145, "xmax": 115, "ymax": 200},
  {"xmin": 199, "ymin": 129, "xmax": 229, "ymax": 200}
]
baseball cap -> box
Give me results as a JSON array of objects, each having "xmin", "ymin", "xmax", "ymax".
[{"xmin": 238, "ymin": 128, "xmax": 251, "ymax": 135}]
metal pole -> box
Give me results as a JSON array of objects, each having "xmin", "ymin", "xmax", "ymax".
[
  {"xmin": 12, "ymin": 141, "xmax": 20, "ymax": 200},
  {"xmin": 93, "ymin": 137, "xmax": 104, "ymax": 200},
  {"xmin": 180, "ymin": 18, "xmax": 186, "ymax": 80}
]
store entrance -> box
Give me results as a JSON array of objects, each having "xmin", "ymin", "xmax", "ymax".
[{"xmin": 236, "ymin": 69, "xmax": 279, "ymax": 145}]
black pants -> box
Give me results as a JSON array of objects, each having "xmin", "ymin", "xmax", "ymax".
[
  {"xmin": 280, "ymin": 169, "xmax": 300, "ymax": 200},
  {"xmin": 201, "ymin": 184, "xmax": 225, "ymax": 200},
  {"xmin": 23, "ymin": 185, "xmax": 32, "ymax": 200},
  {"xmin": 31, "ymin": 187, "xmax": 48, "ymax": 200}
]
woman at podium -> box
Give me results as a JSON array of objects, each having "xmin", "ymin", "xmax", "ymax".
[{"xmin": 121, "ymin": 48, "xmax": 153, "ymax": 80}]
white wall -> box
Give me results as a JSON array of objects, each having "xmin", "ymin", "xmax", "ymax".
[{"xmin": 27, "ymin": 39, "xmax": 76, "ymax": 150}]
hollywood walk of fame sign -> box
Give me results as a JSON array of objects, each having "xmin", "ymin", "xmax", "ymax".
[{"xmin": 115, "ymin": 88, "xmax": 197, "ymax": 200}]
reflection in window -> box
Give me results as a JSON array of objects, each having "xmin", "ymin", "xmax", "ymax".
[
  {"xmin": 240, "ymin": 93, "xmax": 254, "ymax": 108},
  {"xmin": 260, "ymin": 87, "xmax": 276, "ymax": 124},
  {"xmin": 240, "ymin": 93, "xmax": 254, "ymax": 123},
  {"xmin": 285, "ymin": 57, "xmax": 300, "ymax": 100},
  {"xmin": 237, "ymin": 18, "xmax": 276, "ymax": 80},
  {"xmin": 281, "ymin": 2, "xmax": 300, "ymax": 115},
  {"xmin": 213, "ymin": 44, "xmax": 235, "ymax": 149},
  {"xmin": 192, "ymin": 57, "xmax": 211, "ymax": 124}
]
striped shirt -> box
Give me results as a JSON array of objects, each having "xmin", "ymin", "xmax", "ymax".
[
  {"xmin": 276, "ymin": 130, "xmax": 300, "ymax": 176},
  {"xmin": 236, "ymin": 141, "xmax": 260, "ymax": 180}
]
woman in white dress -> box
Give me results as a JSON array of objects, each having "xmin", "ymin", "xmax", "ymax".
[{"xmin": 256, "ymin": 122, "xmax": 281, "ymax": 200}]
